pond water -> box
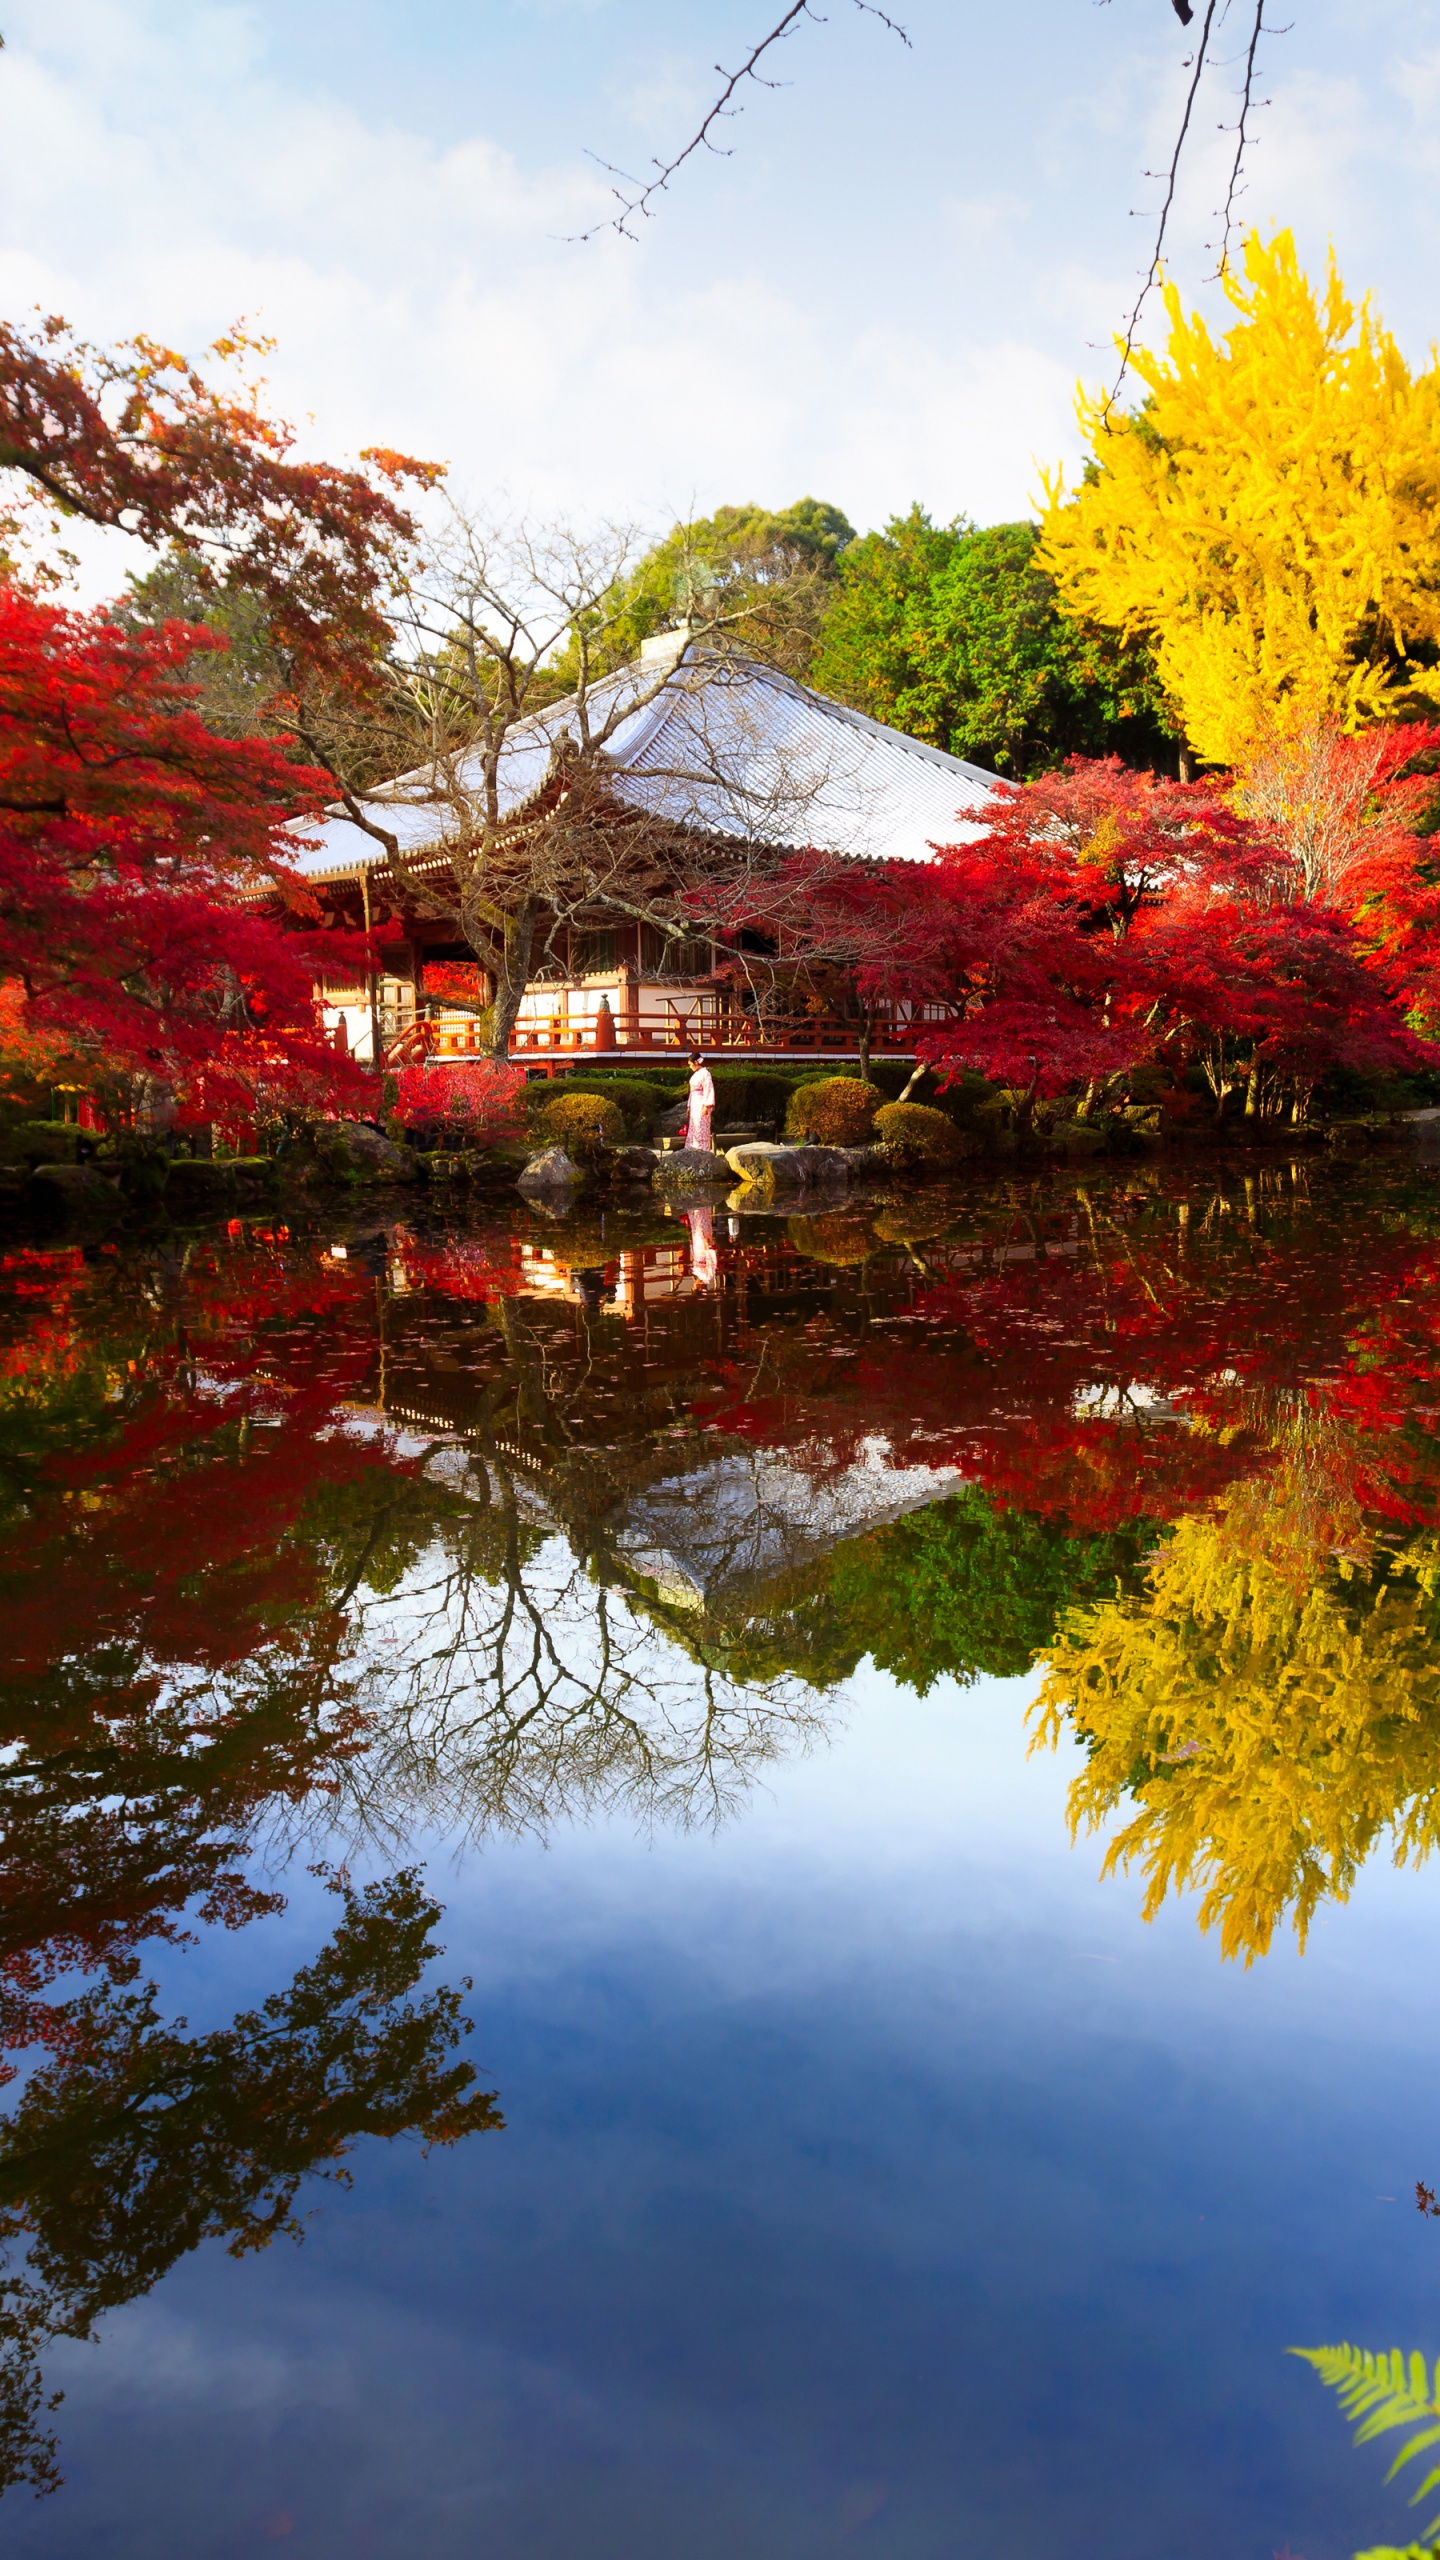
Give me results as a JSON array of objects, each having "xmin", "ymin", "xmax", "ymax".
[{"xmin": 4, "ymin": 1159, "xmax": 1440, "ymax": 2557}]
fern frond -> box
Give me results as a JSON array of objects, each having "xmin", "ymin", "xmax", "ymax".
[
  {"xmin": 1294, "ymin": 2345, "xmax": 1440, "ymax": 2540},
  {"xmin": 1353, "ymin": 2545, "xmax": 1440, "ymax": 2557}
]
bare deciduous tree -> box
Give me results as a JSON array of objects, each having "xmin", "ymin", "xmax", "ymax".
[{"xmin": 298, "ymin": 505, "xmax": 912, "ymax": 1058}]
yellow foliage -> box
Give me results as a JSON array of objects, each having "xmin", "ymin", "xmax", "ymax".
[
  {"xmin": 1039, "ymin": 230, "xmax": 1440, "ymax": 765},
  {"xmin": 1030, "ymin": 1497, "xmax": 1440, "ymax": 1963}
]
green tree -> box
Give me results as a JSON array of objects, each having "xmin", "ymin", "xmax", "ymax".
[
  {"xmin": 680, "ymin": 1489, "xmax": 1151, "ymax": 1700},
  {"xmin": 549, "ymin": 496, "xmax": 856, "ymax": 686},
  {"xmin": 810, "ymin": 507, "xmax": 1179, "ymax": 778},
  {"xmin": 111, "ymin": 551, "xmax": 418, "ymax": 791},
  {"xmin": 828, "ymin": 1486, "xmax": 1152, "ymax": 1691},
  {"xmin": 110, "ymin": 552, "xmax": 284, "ymax": 739}
]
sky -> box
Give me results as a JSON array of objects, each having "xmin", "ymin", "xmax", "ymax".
[{"xmin": 5, "ymin": 0, "xmax": 1440, "ymax": 572}]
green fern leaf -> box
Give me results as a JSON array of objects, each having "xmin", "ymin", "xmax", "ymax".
[
  {"xmin": 1293, "ymin": 2345, "xmax": 1440, "ymax": 2540},
  {"xmin": 1353, "ymin": 2545, "xmax": 1440, "ymax": 2557}
]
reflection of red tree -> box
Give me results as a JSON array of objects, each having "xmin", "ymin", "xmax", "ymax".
[
  {"xmin": 392, "ymin": 1234, "xmax": 523, "ymax": 1300},
  {"xmin": 701, "ymin": 1202, "xmax": 1440, "ymax": 1537},
  {"xmin": 0, "ymin": 1241, "xmax": 416, "ymax": 2026}
]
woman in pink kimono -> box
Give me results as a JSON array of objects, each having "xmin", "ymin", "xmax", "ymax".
[{"xmin": 685, "ymin": 1050, "xmax": 715, "ymax": 1152}]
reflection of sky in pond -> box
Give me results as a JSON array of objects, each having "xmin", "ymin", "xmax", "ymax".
[{"xmin": 11, "ymin": 1662, "xmax": 1440, "ymax": 2560}]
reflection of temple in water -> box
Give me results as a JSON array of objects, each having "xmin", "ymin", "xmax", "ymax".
[{"xmin": 360, "ymin": 1223, "xmax": 964, "ymax": 1613}]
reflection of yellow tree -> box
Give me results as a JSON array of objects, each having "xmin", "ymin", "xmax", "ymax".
[{"xmin": 1031, "ymin": 1459, "xmax": 1440, "ymax": 1962}]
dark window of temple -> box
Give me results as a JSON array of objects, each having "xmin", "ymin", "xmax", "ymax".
[{"xmin": 572, "ymin": 930, "xmax": 617, "ymax": 976}]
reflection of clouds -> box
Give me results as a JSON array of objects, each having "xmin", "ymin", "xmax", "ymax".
[{"xmin": 48, "ymin": 2299, "xmax": 346, "ymax": 2415}]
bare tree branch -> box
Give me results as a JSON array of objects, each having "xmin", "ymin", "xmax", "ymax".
[
  {"xmin": 1105, "ymin": 0, "xmax": 1220, "ymax": 414},
  {"xmin": 568, "ymin": 0, "xmax": 910, "ymax": 244},
  {"xmin": 1215, "ymin": 0, "xmax": 1269, "ymax": 278},
  {"xmin": 573, "ymin": 5, "xmax": 1282, "ymax": 422}
]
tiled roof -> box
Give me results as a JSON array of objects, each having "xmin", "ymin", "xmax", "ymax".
[{"xmin": 287, "ymin": 644, "xmax": 1001, "ymax": 880}]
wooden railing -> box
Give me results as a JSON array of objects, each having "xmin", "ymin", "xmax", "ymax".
[{"xmin": 384, "ymin": 995, "xmax": 959, "ymax": 1065}]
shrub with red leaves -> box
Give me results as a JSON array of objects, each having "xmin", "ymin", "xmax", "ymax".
[{"xmin": 393, "ymin": 1057, "xmax": 527, "ymax": 1145}]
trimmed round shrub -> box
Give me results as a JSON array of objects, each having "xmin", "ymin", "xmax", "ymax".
[
  {"xmin": 535, "ymin": 1075, "xmax": 672, "ymax": 1140},
  {"xmin": 556, "ymin": 1075, "xmax": 671, "ymax": 1136},
  {"xmin": 532, "ymin": 1091, "xmax": 626, "ymax": 1156},
  {"xmin": 784, "ymin": 1077, "xmax": 882, "ymax": 1146},
  {"xmin": 874, "ymin": 1101, "xmax": 968, "ymax": 1166}
]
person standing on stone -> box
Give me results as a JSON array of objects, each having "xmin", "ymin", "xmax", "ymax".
[{"xmin": 685, "ymin": 1050, "xmax": 715, "ymax": 1152}]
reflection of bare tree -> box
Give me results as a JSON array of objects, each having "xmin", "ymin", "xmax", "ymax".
[
  {"xmin": 302, "ymin": 1288, "xmax": 841, "ymax": 1850},
  {"xmin": 321, "ymin": 1499, "xmax": 834, "ymax": 1851}
]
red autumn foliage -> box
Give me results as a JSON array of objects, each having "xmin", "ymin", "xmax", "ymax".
[
  {"xmin": 769, "ymin": 748, "xmax": 1440, "ymax": 1115},
  {"xmin": 393, "ymin": 1057, "xmax": 527, "ymax": 1141},
  {"xmin": 0, "ymin": 313, "xmax": 441, "ymax": 680},
  {"xmin": 420, "ymin": 961, "xmax": 487, "ymax": 1009},
  {"xmin": 0, "ymin": 585, "xmax": 374, "ymax": 1116}
]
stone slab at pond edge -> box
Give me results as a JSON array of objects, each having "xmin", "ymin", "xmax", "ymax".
[
  {"xmin": 651, "ymin": 1147, "xmax": 739, "ymax": 1191},
  {"xmin": 725, "ymin": 1142, "xmax": 887, "ymax": 1194}
]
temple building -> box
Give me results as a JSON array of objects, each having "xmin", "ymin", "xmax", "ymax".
[{"xmin": 290, "ymin": 634, "xmax": 1001, "ymax": 1067}]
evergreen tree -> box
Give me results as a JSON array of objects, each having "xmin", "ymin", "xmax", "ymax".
[{"xmin": 810, "ymin": 507, "xmax": 1179, "ymax": 777}]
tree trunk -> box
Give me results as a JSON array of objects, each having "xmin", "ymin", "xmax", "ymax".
[
  {"xmin": 1013, "ymin": 1057, "xmax": 1040, "ymax": 1132},
  {"xmin": 858, "ymin": 1013, "xmax": 873, "ymax": 1083},
  {"xmin": 476, "ymin": 897, "xmax": 539, "ymax": 1061},
  {"xmin": 1243, "ymin": 1054, "xmax": 1262, "ymax": 1118}
]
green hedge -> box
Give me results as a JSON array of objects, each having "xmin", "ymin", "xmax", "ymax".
[
  {"xmin": 527, "ymin": 1074, "xmax": 677, "ymax": 1138},
  {"xmin": 708, "ymin": 1067, "xmax": 805, "ymax": 1128}
]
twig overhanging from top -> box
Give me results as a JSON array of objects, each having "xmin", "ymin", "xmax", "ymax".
[
  {"xmin": 1215, "ymin": 0, "xmax": 1270, "ymax": 279},
  {"xmin": 566, "ymin": 0, "xmax": 910, "ymax": 244},
  {"xmin": 1105, "ymin": 0, "xmax": 1221, "ymax": 416}
]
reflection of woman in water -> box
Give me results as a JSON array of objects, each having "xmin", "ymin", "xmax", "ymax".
[
  {"xmin": 685, "ymin": 1205, "xmax": 719, "ymax": 1290},
  {"xmin": 685, "ymin": 1050, "xmax": 715, "ymax": 1152}
]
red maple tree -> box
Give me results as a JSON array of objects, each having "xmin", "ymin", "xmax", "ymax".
[
  {"xmin": 0, "ymin": 586, "xmax": 374, "ymax": 1118},
  {"xmin": 0, "ymin": 313, "xmax": 440, "ymax": 678},
  {"xmin": 830, "ymin": 750, "xmax": 1440, "ymax": 1119}
]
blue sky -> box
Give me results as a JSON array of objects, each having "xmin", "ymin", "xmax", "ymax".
[{"xmin": 5, "ymin": 1, "xmax": 1440, "ymax": 560}]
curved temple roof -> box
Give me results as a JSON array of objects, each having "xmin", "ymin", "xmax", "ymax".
[{"xmin": 288, "ymin": 640, "xmax": 1002, "ymax": 882}]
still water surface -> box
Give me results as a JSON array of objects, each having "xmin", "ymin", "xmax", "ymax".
[{"xmin": 4, "ymin": 1162, "xmax": 1440, "ymax": 2556}]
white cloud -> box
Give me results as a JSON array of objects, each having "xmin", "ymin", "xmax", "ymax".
[
  {"xmin": 5, "ymin": 0, "xmax": 1440, "ymax": 598},
  {"xmin": 0, "ymin": 0, "xmax": 1082, "ymax": 567}
]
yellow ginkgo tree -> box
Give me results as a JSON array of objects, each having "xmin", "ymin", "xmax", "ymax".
[{"xmin": 1039, "ymin": 230, "xmax": 1440, "ymax": 767}]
